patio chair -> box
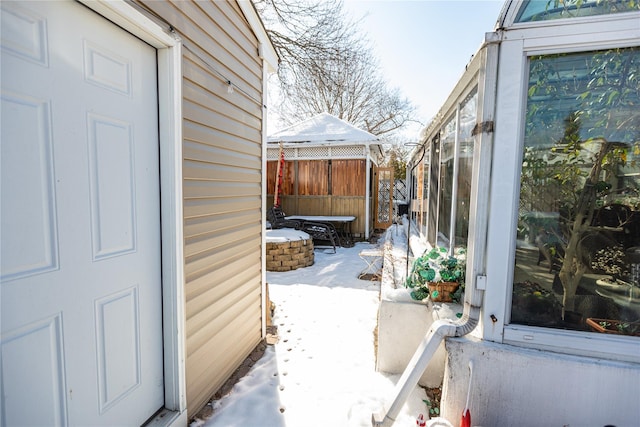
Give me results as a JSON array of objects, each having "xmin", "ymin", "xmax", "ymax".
[
  {"xmin": 267, "ymin": 206, "xmax": 302, "ymax": 229},
  {"xmin": 267, "ymin": 206, "xmax": 340, "ymax": 253}
]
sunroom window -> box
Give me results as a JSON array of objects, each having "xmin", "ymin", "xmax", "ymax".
[
  {"xmin": 513, "ymin": 47, "xmax": 640, "ymax": 337},
  {"xmin": 427, "ymin": 135, "xmax": 439, "ymax": 245},
  {"xmin": 437, "ymin": 117, "xmax": 456, "ymax": 246},
  {"xmin": 515, "ymin": 0, "xmax": 639, "ymax": 23},
  {"xmin": 421, "ymin": 151, "xmax": 429, "ymax": 236},
  {"xmin": 454, "ymin": 91, "xmax": 477, "ymax": 246},
  {"xmin": 415, "ymin": 159, "xmax": 425, "ymax": 234}
]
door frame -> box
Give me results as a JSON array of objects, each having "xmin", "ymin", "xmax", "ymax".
[
  {"xmin": 374, "ymin": 167, "xmax": 394, "ymax": 229},
  {"xmin": 79, "ymin": 1, "xmax": 186, "ymax": 424}
]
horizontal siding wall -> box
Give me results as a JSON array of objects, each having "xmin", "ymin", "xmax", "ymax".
[{"xmin": 136, "ymin": 0, "xmax": 265, "ymax": 417}]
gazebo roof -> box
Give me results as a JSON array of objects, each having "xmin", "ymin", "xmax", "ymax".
[{"xmin": 268, "ymin": 112, "xmax": 381, "ymax": 145}]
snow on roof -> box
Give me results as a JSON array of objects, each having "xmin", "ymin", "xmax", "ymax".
[{"xmin": 267, "ymin": 112, "xmax": 380, "ymax": 145}]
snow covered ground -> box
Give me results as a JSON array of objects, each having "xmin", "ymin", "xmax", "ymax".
[{"xmin": 191, "ymin": 229, "xmax": 429, "ymax": 427}]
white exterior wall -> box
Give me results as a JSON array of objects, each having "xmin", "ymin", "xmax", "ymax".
[
  {"xmin": 376, "ymin": 300, "xmax": 446, "ymax": 388},
  {"xmin": 441, "ymin": 337, "xmax": 640, "ymax": 426},
  {"xmin": 454, "ymin": 9, "xmax": 640, "ymax": 421}
]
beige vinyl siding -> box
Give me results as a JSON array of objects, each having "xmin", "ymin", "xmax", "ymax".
[{"xmin": 135, "ymin": 0, "xmax": 265, "ymax": 417}]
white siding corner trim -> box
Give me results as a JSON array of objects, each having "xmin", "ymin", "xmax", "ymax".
[
  {"xmin": 79, "ymin": 1, "xmax": 186, "ymax": 424},
  {"xmin": 237, "ymin": 0, "xmax": 278, "ymax": 72}
]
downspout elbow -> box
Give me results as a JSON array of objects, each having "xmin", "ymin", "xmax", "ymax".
[
  {"xmin": 452, "ymin": 273, "xmax": 485, "ymax": 337},
  {"xmin": 454, "ymin": 302, "xmax": 481, "ymax": 337}
]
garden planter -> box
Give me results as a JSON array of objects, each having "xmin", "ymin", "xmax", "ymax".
[
  {"xmin": 428, "ymin": 282, "xmax": 459, "ymax": 303},
  {"xmin": 586, "ymin": 318, "xmax": 640, "ymax": 336},
  {"xmin": 511, "ymin": 281, "xmax": 562, "ymax": 327}
]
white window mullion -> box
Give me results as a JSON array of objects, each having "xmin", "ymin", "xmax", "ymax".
[{"xmin": 482, "ymin": 37, "xmax": 526, "ymax": 343}]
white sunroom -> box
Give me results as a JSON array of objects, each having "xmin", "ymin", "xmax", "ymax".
[{"xmin": 389, "ymin": 1, "xmax": 640, "ymax": 426}]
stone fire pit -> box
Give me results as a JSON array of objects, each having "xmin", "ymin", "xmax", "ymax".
[{"xmin": 266, "ymin": 229, "xmax": 314, "ymax": 272}]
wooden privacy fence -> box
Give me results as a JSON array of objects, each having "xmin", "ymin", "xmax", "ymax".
[{"xmin": 266, "ymin": 159, "xmax": 367, "ymax": 237}]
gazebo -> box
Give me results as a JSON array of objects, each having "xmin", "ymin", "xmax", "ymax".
[{"xmin": 266, "ymin": 113, "xmax": 386, "ymax": 240}]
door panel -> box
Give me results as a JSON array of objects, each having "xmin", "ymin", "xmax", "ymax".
[
  {"xmin": 374, "ymin": 167, "xmax": 394, "ymax": 229},
  {"xmin": 1, "ymin": 1, "xmax": 164, "ymax": 424}
]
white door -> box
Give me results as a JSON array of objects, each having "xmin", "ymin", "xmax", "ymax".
[{"xmin": 1, "ymin": 1, "xmax": 164, "ymax": 425}]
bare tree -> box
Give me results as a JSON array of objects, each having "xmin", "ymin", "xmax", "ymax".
[
  {"xmin": 254, "ymin": 0, "xmax": 357, "ymax": 94},
  {"xmin": 255, "ymin": 0, "xmax": 417, "ymax": 137},
  {"xmin": 382, "ymin": 142, "xmax": 411, "ymax": 179}
]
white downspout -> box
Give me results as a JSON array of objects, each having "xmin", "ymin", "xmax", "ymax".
[
  {"xmin": 365, "ymin": 145, "xmax": 372, "ymax": 240},
  {"xmin": 372, "ymin": 296, "xmax": 483, "ymax": 427},
  {"xmin": 372, "ymin": 34, "xmax": 499, "ymax": 427}
]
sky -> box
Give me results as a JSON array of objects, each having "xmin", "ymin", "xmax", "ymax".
[
  {"xmin": 342, "ymin": 0, "xmax": 506, "ymax": 140},
  {"xmin": 192, "ymin": 226, "xmax": 436, "ymax": 427}
]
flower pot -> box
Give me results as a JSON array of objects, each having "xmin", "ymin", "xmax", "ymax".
[
  {"xmin": 427, "ymin": 282, "xmax": 459, "ymax": 303},
  {"xmin": 586, "ymin": 318, "xmax": 640, "ymax": 336}
]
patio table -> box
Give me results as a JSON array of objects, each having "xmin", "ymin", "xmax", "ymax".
[{"xmin": 285, "ymin": 215, "xmax": 356, "ymax": 246}]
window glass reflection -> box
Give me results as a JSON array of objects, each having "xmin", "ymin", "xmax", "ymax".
[
  {"xmin": 514, "ymin": 47, "xmax": 640, "ymax": 336},
  {"xmin": 455, "ymin": 91, "xmax": 477, "ymax": 246},
  {"xmin": 438, "ymin": 117, "xmax": 456, "ymax": 246},
  {"xmin": 515, "ymin": 0, "xmax": 638, "ymax": 23}
]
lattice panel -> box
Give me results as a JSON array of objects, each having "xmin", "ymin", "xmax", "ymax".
[
  {"xmin": 331, "ymin": 145, "xmax": 365, "ymax": 158},
  {"xmin": 266, "ymin": 147, "xmax": 297, "ymax": 160},
  {"xmin": 266, "ymin": 149, "xmax": 279, "ymax": 160},
  {"xmin": 298, "ymin": 146, "xmax": 329, "ymax": 159},
  {"xmin": 392, "ymin": 179, "xmax": 408, "ymax": 223},
  {"xmin": 267, "ymin": 145, "xmax": 370, "ymax": 160},
  {"xmin": 377, "ymin": 179, "xmax": 391, "ymax": 223},
  {"xmin": 394, "ymin": 179, "xmax": 407, "ymax": 200}
]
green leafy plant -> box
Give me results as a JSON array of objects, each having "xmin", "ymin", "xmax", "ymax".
[
  {"xmin": 422, "ymin": 386, "xmax": 442, "ymax": 417},
  {"xmin": 422, "ymin": 399, "xmax": 439, "ymax": 417},
  {"xmin": 439, "ymin": 256, "xmax": 465, "ymax": 282},
  {"xmin": 592, "ymin": 245, "xmax": 630, "ymax": 279},
  {"xmin": 617, "ymin": 322, "xmax": 639, "ymax": 335},
  {"xmin": 406, "ymin": 246, "xmax": 466, "ymax": 301},
  {"xmin": 592, "ymin": 319, "xmax": 640, "ymax": 336}
]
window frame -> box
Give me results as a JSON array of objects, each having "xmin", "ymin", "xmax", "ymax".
[
  {"xmin": 409, "ymin": 45, "xmax": 487, "ymax": 253},
  {"xmin": 483, "ymin": 15, "xmax": 640, "ymax": 363},
  {"xmin": 454, "ymin": 90, "xmax": 478, "ymax": 247},
  {"xmin": 437, "ymin": 113, "xmax": 457, "ymax": 247},
  {"xmin": 514, "ymin": 0, "xmax": 639, "ymax": 24}
]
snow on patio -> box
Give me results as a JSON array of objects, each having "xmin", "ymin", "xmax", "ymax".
[{"xmin": 191, "ymin": 227, "xmax": 428, "ymax": 427}]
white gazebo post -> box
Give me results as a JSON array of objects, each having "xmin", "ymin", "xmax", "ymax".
[{"xmin": 365, "ymin": 144, "xmax": 371, "ymax": 240}]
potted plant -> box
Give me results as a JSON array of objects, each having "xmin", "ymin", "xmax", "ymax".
[
  {"xmin": 585, "ymin": 318, "xmax": 640, "ymax": 336},
  {"xmin": 406, "ymin": 247, "xmax": 466, "ymax": 302}
]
